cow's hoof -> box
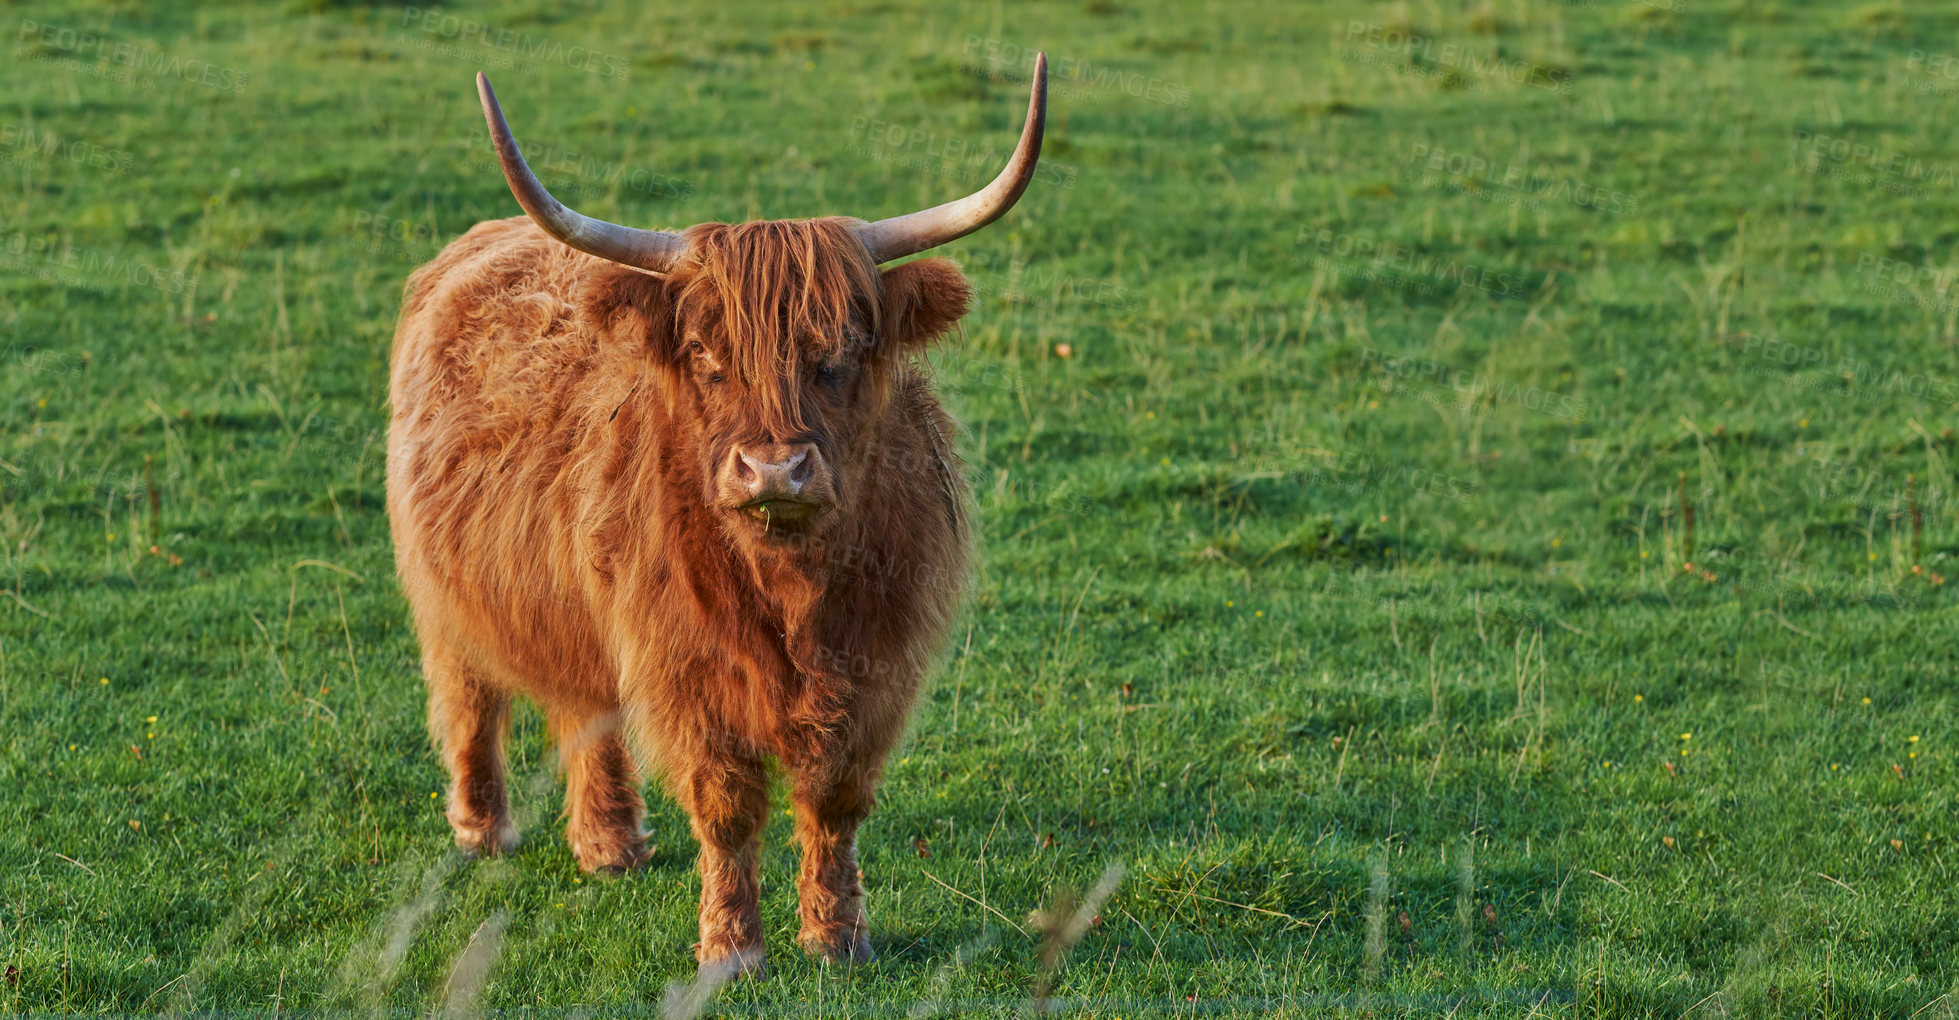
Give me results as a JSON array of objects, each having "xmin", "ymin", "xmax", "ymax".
[
  {"xmin": 452, "ymin": 816, "xmax": 520, "ymax": 857},
  {"xmin": 571, "ymin": 832, "xmax": 647, "ymax": 876},
  {"xmin": 799, "ymin": 929, "xmax": 875, "ymax": 967},
  {"xmin": 697, "ymin": 946, "xmax": 767, "ymax": 982}
]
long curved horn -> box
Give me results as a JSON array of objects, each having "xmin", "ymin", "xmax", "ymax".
[
  {"xmin": 854, "ymin": 52, "xmax": 1048, "ymax": 263},
  {"xmin": 477, "ymin": 73, "xmax": 688, "ymax": 273}
]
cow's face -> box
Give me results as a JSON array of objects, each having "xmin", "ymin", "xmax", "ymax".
[{"xmin": 666, "ymin": 219, "xmax": 969, "ymax": 548}]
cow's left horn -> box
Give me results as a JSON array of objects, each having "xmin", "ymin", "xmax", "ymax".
[
  {"xmin": 477, "ymin": 73, "xmax": 689, "ymax": 273},
  {"xmin": 854, "ymin": 52, "xmax": 1048, "ymax": 263}
]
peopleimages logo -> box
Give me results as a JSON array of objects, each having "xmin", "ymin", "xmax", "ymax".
[
  {"xmin": 400, "ymin": 7, "xmax": 630, "ymax": 81},
  {"xmin": 1341, "ymin": 21, "xmax": 1575, "ymax": 95},
  {"xmin": 1295, "ymin": 228, "xmax": 1527, "ymax": 300},
  {"xmin": 0, "ymin": 122, "xmax": 135, "ymax": 175},
  {"xmin": 1903, "ymin": 49, "xmax": 1959, "ymax": 98},
  {"xmin": 848, "ymin": 116, "xmax": 1080, "ymax": 191},
  {"xmin": 1789, "ymin": 129, "xmax": 1958, "ymax": 194},
  {"xmin": 1739, "ymin": 330, "xmax": 1959, "ymax": 406},
  {"xmin": 959, "ymin": 36, "xmax": 1193, "ymax": 107},
  {"xmin": 1308, "ymin": 449, "xmax": 1479, "ymax": 503},
  {"xmin": 1405, "ymin": 143, "xmax": 1638, "ymax": 215},
  {"xmin": 959, "ymin": 249, "xmax": 1141, "ymax": 312},
  {"xmin": 1856, "ymin": 252, "xmax": 1959, "ymax": 295},
  {"xmin": 16, "ymin": 21, "xmax": 250, "ymax": 93},
  {"xmin": 1359, "ymin": 347, "xmax": 1592, "ymax": 423},
  {"xmin": 1, "ymin": 233, "xmax": 196, "ymax": 296}
]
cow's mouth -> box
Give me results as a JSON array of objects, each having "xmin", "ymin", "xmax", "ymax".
[{"xmin": 737, "ymin": 497, "xmax": 826, "ymax": 528}]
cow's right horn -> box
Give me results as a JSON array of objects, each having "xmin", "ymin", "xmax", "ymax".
[
  {"xmin": 853, "ymin": 52, "xmax": 1048, "ymax": 263},
  {"xmin": 477, "ymin": 72, "xmax": 689, "ymax": 273}
]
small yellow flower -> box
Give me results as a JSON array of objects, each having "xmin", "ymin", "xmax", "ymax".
[
  {"xmin": 1633, "ymin": 694, "xmax": 1643, "ymax": 703},
  {"xmin": 1145, "ymin": 411, "xmax": 1155, "ymax": 419},
  {"xmin": 1909, "ymin": 735, "xmax": 1920, "ymax": 743},
  {"xmin": 1602, "ymin": 761, "xmax": 1612, "ymax": 768},
  {"xmin": 1680, "ymin": 733, "xmax": 1692, "ymax": 741},
  {"xmin": 146, "ymin": 716, "xmax": 158, "ymax": 723},
  {"xmin": 1831, "ymin": 764, "xmax": 1839, "ymax": 770},
  {"xmin": 431, "ymin": 792, "xmax": 440, "ymax": 799},
  {"xmin": 1254, "ymin": 610, "xmax": 1263, "ymax": 617},
  {"xmin": 1639, "ymin": 550, "xmax": 1649, "ymax": 559},
  {"xmin": 1862, "ymin": 697, "xmax": 1872, "ymax": 705},
  {"xmin": 1551, "ymin": 538, "xmax": 1562, "ymax": 548},
  {"xmin": 100, "ymin": 677, "xmax": 109, "ymax": 686}
]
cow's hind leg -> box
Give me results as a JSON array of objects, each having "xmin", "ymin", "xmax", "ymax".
[
  {"xmin": 673, "ymin": 743, "xmax": 770, "ymax": 979},
  {"xmin": 548, "ymin": 706, "xmax": 645, "ymax": 875},
  {"xmin": 792, "ymin": 760, "xmax": 878, "ymax": 964},
  {"xmin": 426, "ymin": 649, "xmax": 518, "ymax": 856}
]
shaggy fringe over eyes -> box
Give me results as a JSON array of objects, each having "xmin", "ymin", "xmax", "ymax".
[{"xmin": 677, "ymin": 217, "xmax": 879, "ymax": 438}]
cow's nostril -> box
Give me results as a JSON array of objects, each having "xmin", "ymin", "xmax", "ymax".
[
  {"xmin": 789, "ymin": 456, "xmax": 812, "ymax": 484},
  {"xmin": 733, "ymin": 455, "xmax": 756, "ymax": 483}
]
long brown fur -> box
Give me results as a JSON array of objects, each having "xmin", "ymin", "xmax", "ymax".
[{"xmin": 387, "ymin": 215, "xmax": 973, "ymax": 974}]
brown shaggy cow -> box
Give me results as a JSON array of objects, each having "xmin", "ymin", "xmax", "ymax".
[{"xmin": 385, "ymin": 59, "xmax": 1046, "ymax": 977}]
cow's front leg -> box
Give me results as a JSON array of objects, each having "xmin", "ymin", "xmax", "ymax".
[
  {"xmin": 791, "ymin": 762, "xmax": 878, "ymax": 964},
  {"xmin": 675, "ymin": 745, "xmax": 769, "ymax": 978}
]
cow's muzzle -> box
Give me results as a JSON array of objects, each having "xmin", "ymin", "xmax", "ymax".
[{"xmin": 719, "ymin": 443, "xmax": 834, "ymax": 527}]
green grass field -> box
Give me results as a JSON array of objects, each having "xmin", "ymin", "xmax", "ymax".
[{"xmin": 4, "ymin": 0, "xmax": 1959, "ymax": 1015}]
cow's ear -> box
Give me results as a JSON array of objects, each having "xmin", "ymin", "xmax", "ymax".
[
  {"xmin": 606, "ymin": 266, "xmax": 679, "ymax": 357},
  {"xmin": 879, "ymin": 257, "xmax": 971, "ymax": 348}
]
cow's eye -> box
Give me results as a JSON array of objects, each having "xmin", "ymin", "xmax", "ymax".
[
  {"xmin": 818, "ymin": 364, "xmax": 843, "ymax": 388},
  {"xmin": 687, "ymin": 340, "xmax": 706, "ymax": 356}
]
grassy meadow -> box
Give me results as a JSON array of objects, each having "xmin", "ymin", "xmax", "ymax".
[{"xmin": 4, "ymin": 0, "xmax": 1959, "ymax": 1015}]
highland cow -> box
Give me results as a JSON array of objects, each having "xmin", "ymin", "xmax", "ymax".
[{"xmin": 385, "ymin": 59, "xmax": 1047, "ymax": 977}]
